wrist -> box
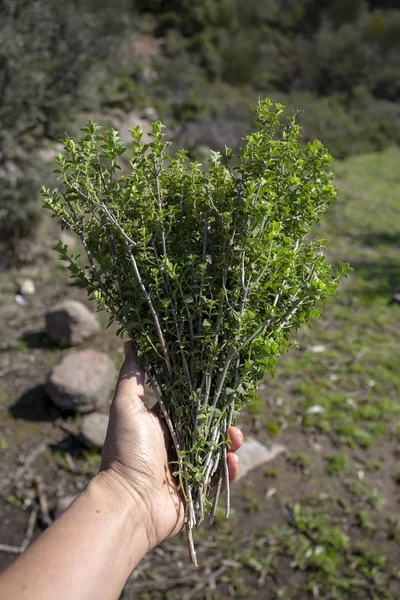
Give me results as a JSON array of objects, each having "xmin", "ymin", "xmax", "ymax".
[{"xmin": 89, "ymin": 470, "xmax": 152, "ymax": 569}]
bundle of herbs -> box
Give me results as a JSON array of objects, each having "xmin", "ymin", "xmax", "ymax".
[{"xmin": 43, "ymin": 99, "xmax": 345, "ymax": 564}]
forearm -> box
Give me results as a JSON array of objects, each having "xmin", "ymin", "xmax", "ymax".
[{"xmin": 0, "ymin": 472, "xmax": 149, "ymax": 600}]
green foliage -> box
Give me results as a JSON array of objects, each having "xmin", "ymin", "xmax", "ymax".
[
  {"xmin": 0, "ymin": 159, "xmax": 44, "ymax": 239},
  {"xmin": 0, "ymin": 0, "xmax": 127, "ymax": 143},
  {"xmin": 0, "ymin": 0, "xmax": 129, "ymax": 241},
  {"xmin": 137, "ymin": 0, "xmax": 400, "ymax": 159},
  {"xmin": 44, "ymin": 99, "xmax": 342, "ymax": 555},
  {"xmin": 4, "ymin": 0, "xmax": 400, "ymax": 242}
]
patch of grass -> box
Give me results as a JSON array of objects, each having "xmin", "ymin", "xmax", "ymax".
[
  {"xmin": 43, "ymin": 351, "xmax": 62, "ymax": 369},
  {"xmin": 247, "ymin": 397, "xmax": 264, "ymax": 418},
  {"xmin": 80, "ymin": 448, "xmax": 101, "ymax": 469},
  {"xmin": 6, "ymin": 493, "xmax": 23, "ymax": 508},
  {"xmin": 279, "ymin": 500, "xmax": 397, "ymax": 599},
  {"xmin": 356, "ymin": 509, "xmax": 376, "ymax": 534},
  {"xmin": 8, "ymin": 339, "xmax": 29, "ymax": 351},
  {"xmin": 240, "ymin": 550, "xmax": 275, "ymax": 579},
  {"xmin": 264, "ymin": 468, "xmax": 277, "ymax": 478},
  {"xmin": 52, "ymin": 450, "xmax": 70, "ymax": 472},
  {"xmin": 247, "ymin": 497, "xmax": 263, "ymax": 513},
  {"xmin": 324, "ymin": 451, "xmax": 349, "ymax": 475},
  {"xmin": 363, "ymin": 459, "xmax": 383, "ymax": 472},
  {"xmin": 391, "ymin": 472, "xmax": 400, "ymax": 486},
  {"xmin": 264, "ymin": 421, "xmax": 280, "ymax": 438},
  {"xmin": 387, "ymin": 516, "xmax": 400, "ymax": 543},
  {"xmin": 288, "ymin": 452, "xmax": 313, "ymax": 472},
  {"xmin": 344, "ymin": 480, "xmax": 382, "ymax": 509}
]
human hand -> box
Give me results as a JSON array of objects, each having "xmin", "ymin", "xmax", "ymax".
[{"xmin": 100, "ymin": 342, "xmax": 244, "ymax": 553}]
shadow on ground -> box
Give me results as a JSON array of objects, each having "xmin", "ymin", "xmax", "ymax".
[
  {"xmin": 357, "ymin": 231, "xmax": 400, "ymax": 248},
  {"xmin": 9, "ymin": 385, "xmax": 60, "ymax": 422},
  {"xmin": 20, "ymin": 330, "xmax": 54, "ymax": 350},
  {"xmin": 350, "ymin": 258, "xmax": 400, "ymax": 302}
]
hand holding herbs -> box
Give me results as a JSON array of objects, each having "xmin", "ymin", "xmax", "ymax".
[
  {"xmin": 101, "ymin": 341, "xmax": 243, "ymax": 553},
  {"xmin": 43, "ymin": 99, "xmax": 345, "ymax": 564}
]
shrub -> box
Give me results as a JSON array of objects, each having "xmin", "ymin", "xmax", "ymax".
[{"xmin": 0, "ymin": 0, "xmax": 129, "ymax": 241}]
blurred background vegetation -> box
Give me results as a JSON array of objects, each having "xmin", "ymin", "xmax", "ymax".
[{"xmin": 1, "ymin": 0, "xmax": 400, "ymax": 244}]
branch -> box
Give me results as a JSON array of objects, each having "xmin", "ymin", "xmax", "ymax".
[
  {"xmin": 223, "ymin": 417, "xmax": 230, "ymax": 518},
  {"xmin": 151, "ymin": 243, "xmax": 193, "ymax": 393},
  {"xmin": 153, "ymin": 158, "xmax": 167, "ymax": 257}
]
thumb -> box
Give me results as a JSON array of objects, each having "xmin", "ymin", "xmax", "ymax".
[{"xmin": 112, "ymin": 342, "xmax": 145, "ymax": 410}]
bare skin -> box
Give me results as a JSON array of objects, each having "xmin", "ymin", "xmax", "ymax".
[{"xmin": 0, "ymin": 342, "xmax": 243, "ymax": 599}]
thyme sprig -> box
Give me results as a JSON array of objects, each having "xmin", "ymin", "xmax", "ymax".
[{"xmin": 43, "ymin": 99, "xmax": 345, "ymax": 564}]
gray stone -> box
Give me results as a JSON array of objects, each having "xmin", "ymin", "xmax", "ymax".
[
  {"xmin": 54, "ymin": 494, "xmax": 78, "ymax": 519},
  {"xmin": 0, "ymin": 160, "xmax": 23, "ymax": 185},
  {"xmin": 197, "ymin": 145, "xmax": 212, "ymax": 157},
  {"xmin": 310, "ymin": 344, "xmax": 326, "ymax": 353},
  {"xmin": 115, "ymin": 111, "xmax": 152, "ymax": 145},
  {"xmin": 59, "ymin": 231, "xmax": 77, "ymax": 250},
  {"xmin": 17, "ymin": 278, "xmax": 36, "ymax": 296},
  {"xmin": 390, "ymin": 292, "xmax": 400, "ymax": 305},
  {"xmin": 45, "ymin": 300, "xmax": 101, "ymax": 346},
  {"xmin": 46, "ymin": 350, "xmax": 117, "ymax": 412},
  {"xmin": 80, "ymin": 412, "xmax": 109, "ymax": 447},
  {"xmin": 236, "ymin": 437, "xmax": 285, "ymax": 480},
  {"xmin": 141, "ymin": 106, "xmax": 158, "ymax": 121},
  {"xmin": 36, "ymin": 143, "xmax": 64, "ymax": 164}
]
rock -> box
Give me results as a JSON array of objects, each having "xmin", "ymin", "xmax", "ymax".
[
  {"xmin": 307, "ymin": 405, "xmax": 325, "ymax": 414},
  {"xmin": 59, "ymin": 231, "xmax": 77, "ymax": 250},
  {"xmin": 54, "ymin": 494, "xmax": 78, "ymax": 519},
  {"xmin": 310, "ymin": 344, "xmax": 326, "ymax": 353},
  {"xmin": 46, "ymin": 350, "xmax": 117, "ymax": 412},
  {"xmin": 80, "ymin": 412, "xmax": 109, "ymax": 447},
  {"xmin": 0, "ymin": 160, "xmax": 24, "ymax": 185},
  {"xmin": 114, "ymin": 110, "xmax": 152, "ymax": 145},
  {"xmin": 45, "ymin": 300, "xmax": 101, "ymax": 346},
  {"xmin": 13, "ymin": 239, "xmax": 54, "ymax": 265},
  {"xmin": 390, "ymin": 292, "xmax": 400, "ymax": 305},
  {"xmin": 141, "ymin": 106, "xmax": 158, "ymax": 121},
  {"xmin": 95, "ymin": 108, "xmax": 154, "ymax": 146},
  {"xmin": 236, "ymin": 437, "xmax": 285, "ymax": 480},
  {"xmin": 17, "ymin": 278, "xmax": 36, "ymax": 296},
  {"xmin": 197, "ymin": 145, "xmax": 212, "ymax": 157},
  {"xmin": 36, "ymin": 143, "xmax": 63, "ymax": 164}
]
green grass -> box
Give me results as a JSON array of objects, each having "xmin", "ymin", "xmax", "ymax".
[
  {"xmin": 324, "ymin": 451, "xmax": 349, "ymax": 476},
  {"xmin": 174, "ymin": 493, "xmax": 400, "ymax": 600},
  {"xmin": 288, "ymin": 452, "xmax": 313, "ymax": 472},
  {"xmin": 259, "ymin": 150, "xmax": 400, "ymax": 453}
]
